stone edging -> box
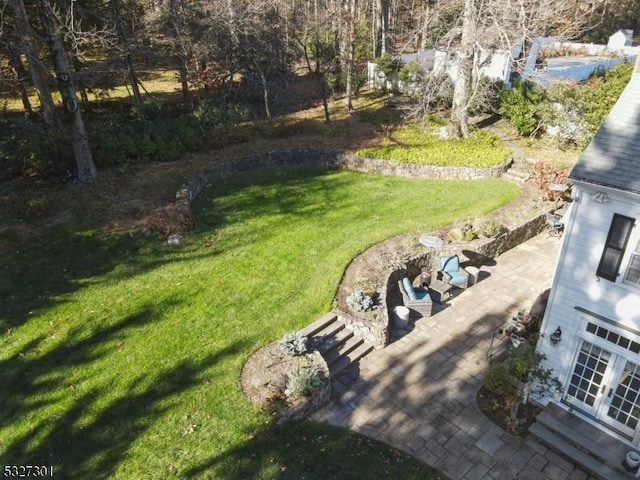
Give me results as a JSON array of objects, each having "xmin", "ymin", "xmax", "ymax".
[{"xmin": 175, "ymin": 148, "xmax": 511, "ymax": 204}]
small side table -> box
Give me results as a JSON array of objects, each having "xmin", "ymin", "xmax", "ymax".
[
  {"xmin": 465, "ymin": 266, "xmax": 480, "ymax": 286},
  {"xmin": 429, "ymin": 279, "xmax": 452, "ymax": 304}
]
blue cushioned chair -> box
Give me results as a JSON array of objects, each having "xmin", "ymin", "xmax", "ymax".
[
  {"xmin": 398, "ymin": 277, "xmax": 433, "ymax": 318},
  {"xmin": 438, "ymin": 255, "xmax": 469, "ymax": 289}
]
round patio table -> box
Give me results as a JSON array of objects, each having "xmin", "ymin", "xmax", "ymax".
[{"xmin": 419, "ymin": 234, "xmax": 444, "ymax": 248}]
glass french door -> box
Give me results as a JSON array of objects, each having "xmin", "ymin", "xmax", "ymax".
[
  {"xmin": 601, "ymin": 360, "xmax": 640, "ymax": 437},
  {"xmin": 566, "ymin": 340, "xmax": 640, "ymax": 439},
  {"xmin": 566, "ymin": 341, "xmax": 611, "ymax": 415}
]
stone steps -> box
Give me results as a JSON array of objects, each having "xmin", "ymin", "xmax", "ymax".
[
  {"xmin": 299, "ymin": 312, "xmax": 340, "ymax": 338},
  {"xmin": 301, "ymin": 312, "xmax": 373, "ymax": 379},
  {"xmin": 503, "ymin": 159, "xmax": 531, "ymax": 184},
  {"xmin": 528, "ymin": 402, "xmax": 634, "ymax": 480}
]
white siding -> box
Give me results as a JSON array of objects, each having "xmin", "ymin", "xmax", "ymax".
[{"xmin": 538, "ymin": 184, "xmax": 640, "ymax": 380}]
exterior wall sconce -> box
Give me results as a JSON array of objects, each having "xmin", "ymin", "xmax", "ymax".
[
  {"xmin": 571, "ymin": 188, "xmax": 581, "ymax": 202},
  {"xmin": 550, "ymin": 327, "xmax": 562, "ymax": 345},
  {"xmin": 592, "ymin": 191, "xmax": 610, "ymax": 203}
]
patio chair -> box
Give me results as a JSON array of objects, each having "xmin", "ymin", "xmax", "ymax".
[
  {"xmin": 545, "ymin": 213, "xmax": 564, "ymax": 237},
  {"xmin": 398, "ymin": 277, "xmax": 433, "ymax": 318},
  {"xmin": 437, "ymin": 255, "xmax": 469, "ymax": 289}
]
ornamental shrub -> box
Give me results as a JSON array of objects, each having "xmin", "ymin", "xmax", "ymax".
[
  {"xmin": 346, "ymin": 291, "xmax": 376, "ymax": 312},
  {"xmin": 0, "ymin": 120, "xmax": 73, "ymax": 179},
  {"xmin": 278, "ymin": 332, "xmax": 309, "ymax": 356},
  {"xmin": 483, "ymin": 362, "xmax": 516, "ymax": 398},
  {"xmin": 529, "ymin": 161, "xmax": 569, "ymax": 201},
  {"xmin": 545, "ymin": 61, "xmax": 633, "ymax": 147},
  {"xmin": 131, "ymin": 98, "xmax": 170, "ymax": 121},
  {"xmin": 478, "ymin": 219, "xmax": 501, "ymax": 238},
  {"xmin": 286, "ymin": 364, "xmax": 325, "ymax": 399},
  {"xmin": 142, "ymin": 203, "xmax": 196, "ymax": 235},
  {"xmin": 376, "ymin": 53, "xmax": 404, "ymax": 78},
  {"xmin": 469, "ymin": 77, "xmax": 504, "ymax": 115}
]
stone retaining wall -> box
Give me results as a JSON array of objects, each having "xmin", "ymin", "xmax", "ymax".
[
  {"xmin": 325, "ymin": 212, "xmax": 548, "ymax": 351},
  {"xmin": 175, "ymin": 147, "xmax": 543, "ymax": 351},
  {"xmin": 175, "ymin": 148, "xmax": 511, "ymax": 204},
  {"xmin": 379, "ymin": 213, "xmax": 549, "ymax": 346}
]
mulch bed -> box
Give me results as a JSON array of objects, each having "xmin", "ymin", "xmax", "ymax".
[{"xmin": 476, "ymin": 385, "xmax": 542, "ymax": 436}]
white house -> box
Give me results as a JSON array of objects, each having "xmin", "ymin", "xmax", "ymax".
[
  {"xmin": 367, "ymin": 31, "xmax": 637, "ymax": 90},
  {"xmin": 537, "ymin": 56, "xmax": 640, "ymax": 446},
  {"xmin": 608, "ymin": 29, "xmax": 634, "ymax": 49}
]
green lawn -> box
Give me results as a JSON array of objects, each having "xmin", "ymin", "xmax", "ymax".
[{"xmin": 0, "ymin": 166, "xmax": 518, "ymax": 478}]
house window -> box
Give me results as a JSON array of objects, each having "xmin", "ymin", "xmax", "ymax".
[
  {"xmin": 624, "ymin": 240, "xmax": 640, "ymax": 286},
  {"xmin": 596, "ymin": 214, "xmax": 635, "ymax": 282}
]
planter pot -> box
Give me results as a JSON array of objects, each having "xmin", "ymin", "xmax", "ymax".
[
  {"xmin": 393, "ymin": 306, "xmax": 410, "ymax": 329},
  {"xmin": 625, "ymin": 451, "xmax": 640, "ymax": 472}
]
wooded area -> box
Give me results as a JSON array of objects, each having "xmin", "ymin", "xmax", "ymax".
[{"xmin": 1, "ymin": 0, "xmax": 639, "ymax": 183}]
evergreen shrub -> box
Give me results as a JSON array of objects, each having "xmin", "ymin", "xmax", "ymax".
[
  {"xmin": 278, "ymin": 332, "xmax": 309, "ymax": 356},
  {"xmin": 0, "ymin": 120, "xmax": 73, "ymax": 179},
  {"xmin": 483, "ymin": 362, "xmax": 516, "ymax": 397},
  {"xmin": 499, "ymin": 80, "xmax": 546, "ymax": 136}
]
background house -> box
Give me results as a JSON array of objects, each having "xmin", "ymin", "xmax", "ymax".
[
  {"xmin": 367, "ymin": 31, "xmax": 637, "ymax": 90},
  {"xmin": 537, "ymin": 55, "xmax": 640, "ymax": 446}
]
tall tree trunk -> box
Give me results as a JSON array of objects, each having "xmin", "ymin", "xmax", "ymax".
[
  {"xmin": 448, "ymin": 0, "xmax": 475, "ymax": 138},
  {"xmin": 111, "ymin": 0, "xmax": 142, "ymax": 104},
  {"xmin": 258, "ymin": 69, "xmax": 271, "ymax": 118},
  {"xmin": 177, "ymin": 54, "xmax": 190, "ymax": 100},
  {"xmin": 313, "ymin": 0, "xmax": 330, "ymax": 122},
  {"xmin": 419, "ymin": 0, "xmax": 430, "ymax": 50},
  {"xmin": 373, "ymin": 0, "xmax": 380, "ymax": 56},
  {"xmin": 380, "ymin": 0, "xmax": 390, "ymax": 55},
  {"xmin": 170, "ymin": 0, "xmax": 191, "ymax": 100},
  {"xmin": 10, "ymin": 0, "xmax": 59, "ymax": 126},
  {"xmin": 345, "ymin": 0, "xmax": 356, "ymax": 112},
  {"xmin": 38, "ymin": 0, "xmax": 97, "ymax": 183},
  {"xmin": 373, "ymin": 0, "xmax": 391, "ymax": 56},
  {"xmin": 72, "ymin": 56, "xmax": 90, "ymax": 110},
  {"xmin": 4, "ymin": 46, "xmax": 33, "ymax": 114}
]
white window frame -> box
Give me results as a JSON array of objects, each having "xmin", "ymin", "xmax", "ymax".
[{"xmin": 622, "ymin": 235, "xmax": 640, "ymax": 287}]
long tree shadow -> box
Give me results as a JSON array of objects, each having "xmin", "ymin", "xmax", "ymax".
[
  {"xmin": 183, "ymin": 420, "xmax": 446, "ymax": 480},
  {"xmin": 0, "ymin": 295, "xmax": 249, "ymax": 478},
  {"xmin": 0, "ymin": 227, "xmax": 222, "ymax": 332}
]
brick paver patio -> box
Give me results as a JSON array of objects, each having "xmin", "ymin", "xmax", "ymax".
[{"xmin": 313, "ymin": 233, "xmax": 595, "ymax": 480}]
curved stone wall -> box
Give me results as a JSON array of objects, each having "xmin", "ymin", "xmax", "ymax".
[
  {"xmin": 175, "ymin": 148, "xmax": 511, "ymax": 204},
  {"xmin": 176, "ymin": 147, "xmax": 540, "ymax": 350},
  {"xmin": 381, "ymin": 213, "xmax": 548, "ymax": 345}
]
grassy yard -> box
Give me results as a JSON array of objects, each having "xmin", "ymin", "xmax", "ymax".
[{"xmin": 0, "ymin": 165, "xmax": 518, "ymax": 478}]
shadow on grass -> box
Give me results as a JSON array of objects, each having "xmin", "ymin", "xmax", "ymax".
[
  {"xmin": 0, "ymin": 297, "xmax": 249, "ymax": 478},
  {"xmin": 184, "ymin": 420, "xmax": 447, "ymax": 480},
  {"xmin": 0, "ymin": 227, "xmax": 219, "ymax": 332},
  {"xmin": 194, "ymin": 166, "xmax": 356, "ymax": 231}
]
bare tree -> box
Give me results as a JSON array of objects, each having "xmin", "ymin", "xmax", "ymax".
[
  {"xmin": 111, "ymin": 0, "xmax": 143, "ymax": 103},
  {"xmin": 8, "ymin": 0, "xmax": 59, "ymax": 126},
  {"xmin": 37, "ymin": 0, "xmax": 97, "ymax": 183},
  {"xmin": 373, "ymin": 0, "xmax": 391, "ymax": 56},
  {"xmin": 447, "ymin": 0, "xmax": 474, "ymax": 137},
  {"xmin": 444, "ymin": 0, "xmax": 594, "ymax": 137},
  {"xmin": 344, "ymin": 0, "xmax": 357, "ymax": 112},
  {"xmin": 0, "ymin": 38, "xmax": 34, "ymax": 114}
]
